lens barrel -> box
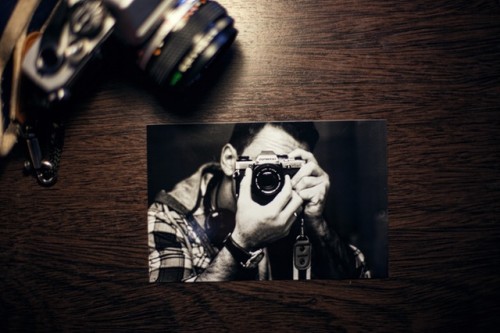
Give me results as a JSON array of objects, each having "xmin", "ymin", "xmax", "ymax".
[
  {"xmin": 146, "ymin": 1, "xmax": 237, "ymax": 89},
  {"xmin": 252, "ymin": 165, "xmax": 284, "ymax": 205}
]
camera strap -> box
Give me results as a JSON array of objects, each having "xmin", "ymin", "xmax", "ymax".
[
  {"xmin": 293, "ymin": 214, "xmax": 312, "ymax": 280},
  {"xmin": 0, "ymin": 0, "xmax": 41, "ymax": 156},
  {"xmin": 1, "ymin": 0, "xmax": 64, "ymax": 185}
]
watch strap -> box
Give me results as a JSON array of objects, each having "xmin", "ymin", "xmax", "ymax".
[{"xmin": 224, "ymin": 233, "xmax": 263, "ymax": 269}]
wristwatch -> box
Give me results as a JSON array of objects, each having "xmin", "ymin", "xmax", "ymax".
[{"xmin": 223, "ymin": 233, "xmax": 264, "ymax": 269}]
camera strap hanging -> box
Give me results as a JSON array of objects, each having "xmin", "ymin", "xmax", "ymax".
[
  {"xmin": 0, "ymin": 0, "xmax": 41, "ymax": 156},
  {"xmin": 21, "ymin": 0, "xmax": 67, "ymax": 186},
  {"xmin": 21, "ymin": 0, "xmax": 114, "ymax": 186},
  {"xmin": 293, "ymin": 213, "xmax": 312, "ymax": 280},
  {"xmin": 1, "ymin": 0, "xmax": 65, "ymax": 185}
]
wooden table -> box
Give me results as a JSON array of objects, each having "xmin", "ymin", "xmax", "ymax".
[{"xmin": 1, "ymin": 1, "xmax": 499, "ymax": 331}]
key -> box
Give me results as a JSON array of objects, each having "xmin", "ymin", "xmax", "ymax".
[
  {"xmin": 292, "ymin": 214, "xmax": 312, "ymax": 280},
  {"xmin": 293, "ymin": 236, "xmax": 312, "ymax": 271},
  {"xmin": 293, "ymin": 235, "xmax": 312, "ymax": 280}
]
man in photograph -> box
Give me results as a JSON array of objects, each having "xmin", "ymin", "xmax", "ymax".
[{"xmin": 148, "ymin": 122, "xmax": 370, "ymax": 282}]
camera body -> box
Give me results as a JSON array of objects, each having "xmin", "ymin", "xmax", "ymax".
[
  {"xmin": 234, "ymin": 151, "xmax": 305, "ymax": 205},
  {"xmin": 22, "ymin": 0, "xmax": 237, "ymax": 107}
]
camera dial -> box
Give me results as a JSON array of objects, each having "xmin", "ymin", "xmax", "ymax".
[{"xmin": 70, "ymin": 0, "xmax": 105, "ymax": 37}]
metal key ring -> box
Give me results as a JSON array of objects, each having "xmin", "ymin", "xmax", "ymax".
[{"xmin": 36, "ymin": 160, "xmax": 57, "ymax": 186}]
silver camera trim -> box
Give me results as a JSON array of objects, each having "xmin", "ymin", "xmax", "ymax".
[
  {"xmin": 234, "ymin": 150, "xmax": 306, "ymax": 192},
  {"xmin": 22, "ymin": 10, "xmax": 115, "ymax": 96},
  {"xmin": 103, "ymin": 0, "xmax": 175, "ymax": 46}
]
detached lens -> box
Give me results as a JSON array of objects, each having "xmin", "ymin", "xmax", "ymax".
[{"xmin": 146, "ymin": 1, "xmax": 237, "ymax": 88}]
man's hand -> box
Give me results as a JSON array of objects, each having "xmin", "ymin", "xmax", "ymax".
[
  {"xmin": 232, "ymin": 168, "xmax": 303, "ymax": 249},
  {"xmin": 288, "ymin": 148, "xmax": 330, "ymax": 221}
]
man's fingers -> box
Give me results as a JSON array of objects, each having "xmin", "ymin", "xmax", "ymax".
[
  {"xmin": 296, "ymin": 186, "xmax": 325, "ymax": 204},
  {"xmin": 281, "ymin": 190, "xmax": 304, "ymax": 220},
  {"xmin": 291, "ymin": 162, "xmax": 325, "ymax": 187},
  {"xmin": 269, "ymin": 175, "xmax": 294, "ymax": 210},
  {"xmin": 238, "ymin": 167, "xmax": 253, "ymax": 201},
  {"xmin": 293, "ymin": 175, "xmax": 327, "ymax": 192},
  {"xmin": 288, "ymin": 148, "xmax": 317, "ymax": 165},
  {"xmin": 272, "ymin": 175, "xmax": 304, "ymax": 224}
]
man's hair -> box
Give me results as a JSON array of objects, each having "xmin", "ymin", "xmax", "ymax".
[{"xmin": 228, "ymin": 122, "xmax": 319, "ymax": 154}]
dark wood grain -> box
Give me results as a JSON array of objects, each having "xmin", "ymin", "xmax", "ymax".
[{"xmin": 1, "ymin": 0, "xmax": 499, "ymax": 331}]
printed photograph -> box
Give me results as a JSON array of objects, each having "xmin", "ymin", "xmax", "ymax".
[{"xmin": 147, "ymin": 121, "xmax": 388, "ymax": 282}]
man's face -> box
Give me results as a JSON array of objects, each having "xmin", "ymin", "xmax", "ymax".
[{"xmin": 240, "ymin": 124, "xmax": 308, "ymax": 159}]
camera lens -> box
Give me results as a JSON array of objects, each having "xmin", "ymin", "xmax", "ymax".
[
  {"xmin": 145, "ymin": 1, "xmax": 237, "ymax": 89},
  {"xmin": 253, "ymin": 165, "xmax": 284, "ymax": 204},
  {"xmin": 257, "ymin": 170, "xmax": 281, "ymax": 192},
  {"xmin": 37, "ymin": 46, "xmax": 62, "ymax": 73}
]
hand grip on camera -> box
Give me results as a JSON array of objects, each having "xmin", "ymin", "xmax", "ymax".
[{"xmin": 234, "ymin": 168, "xmax": 302, "ymax": 250}]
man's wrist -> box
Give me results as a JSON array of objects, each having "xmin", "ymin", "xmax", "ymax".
[
  {"xmin": 224, "ymin": 233, "xmax": 264, "ymax": 269},
  {"xmin": 230, "ymin": 229, "xmax": 254, "ymax": 250}
]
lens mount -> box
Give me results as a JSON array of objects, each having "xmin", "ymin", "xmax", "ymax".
[{"xmin": 253, "ymin": 165, "xmax": 284, "ymax": 200}]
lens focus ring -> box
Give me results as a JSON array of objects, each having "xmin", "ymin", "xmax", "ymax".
[{"xmin": 147, "ymin": 1, "xmax": 227, "ymax": 87}]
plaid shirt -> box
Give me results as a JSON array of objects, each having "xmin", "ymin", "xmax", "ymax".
[
  {"xmin": 148, "ymin": 164, "xmax": 219, "ymax": 282},
  {"xmin": 148, "ymin": 163, "xmax": 371, "ymax": 282},
  {"xmin": 148, "ymin": 201, "xmax": 213, "ymax": 282}
]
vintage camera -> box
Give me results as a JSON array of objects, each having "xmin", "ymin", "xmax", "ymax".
[
  {"xmin": 22, "ymin": 0, "xmax": 237, "ymax": 106},
  {"xmin": 233, "ymin": 151, "xmax": 306, "ymax": 205}
]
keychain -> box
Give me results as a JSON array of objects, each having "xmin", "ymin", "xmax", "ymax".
[
  {"xmin": 22, "ymin": 120, "xmax": 65, "ymax": 186},
  {"xmin": 20, "ymin": 31, "xmax": 66, "ymax": 187},
  {"xmin": 293, "ymin": 214, "xmax": 312, "ymax": 280}
]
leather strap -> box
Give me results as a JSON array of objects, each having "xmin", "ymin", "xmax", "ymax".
[
  {"xmin": 0, "ymin": 0, "xmax": 41, "ymax": 156},
  {"xmin": 223, "ymin": 233, "xmax": 264, "ymax": 269}
]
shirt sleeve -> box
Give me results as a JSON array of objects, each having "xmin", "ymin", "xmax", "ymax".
[{"xmin": 148, "ymin": 202, "xmax": 194, "ymax": 282}]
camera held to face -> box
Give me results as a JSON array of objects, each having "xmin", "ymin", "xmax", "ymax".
[
  {"xmin": 234, "ymin": 151, "xmax": 305, "ymax": 205},
  {"xmin": 22, "ymin": 0, "xmax": 237, "ymax": 107}
]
